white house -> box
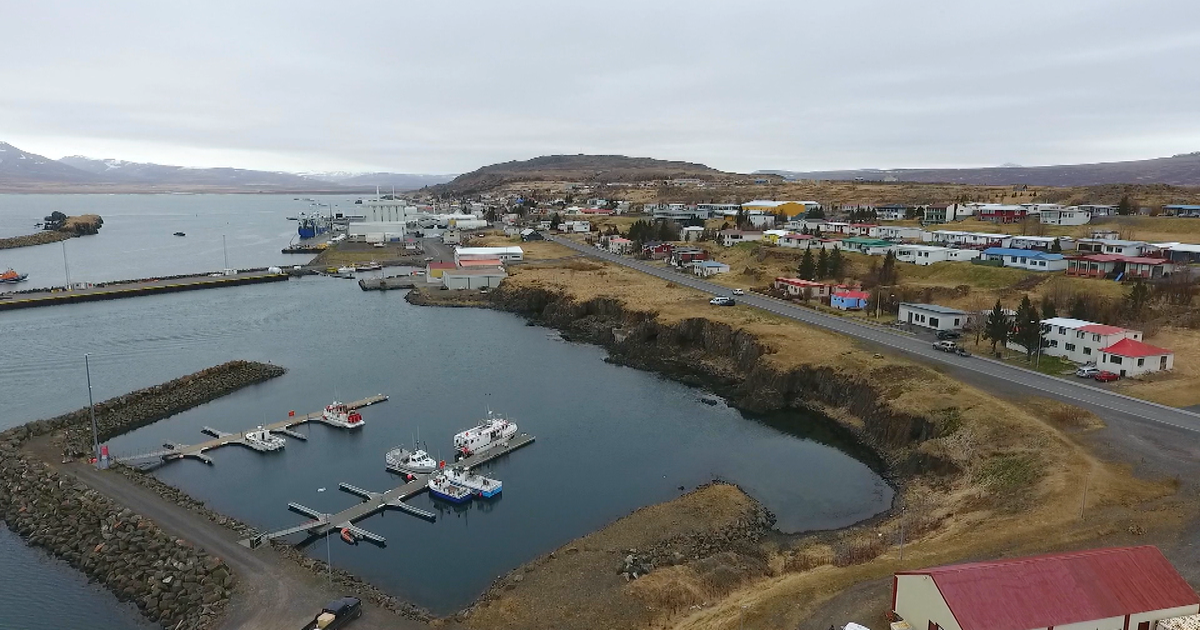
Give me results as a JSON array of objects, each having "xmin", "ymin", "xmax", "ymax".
[
  {"xmin": 1041, "ymin": 317, "xmax": 1143, "ymax": 365},
  {"xmin": 895, "ymin": 245, "xmax": 981, "ymax": 266},
  {"xmin": 926, "ymin": 230, "xmax": 1013, "ymax": 248},
  {"xmin": 692, "ymin": 260, "xmax": 730, "ymax": 277},
  {"xmin": 559, "ymin": 220, "xmax": 591, "ymax": 233},
  {"xmin": 680, "ymin": 226, "xmax": 705, "ymax": 242},
  {"xmin": 981, "ymin": 248, "xmax": 1067, "ymax": 271},
  {"xmin": 876, "ymin": 205, "xmax": 909, "ymax": 221},
  {"xmin": 1100, "ymin": 338, "xmax": 1175, "ymax": 377},
  {"xmin": 718, "ymin": 230, "xmax": 764, "ymax": 247},
  {"xmin": 747, "ymin": 213, "xmax": 777, "ymax": 229},
  {"xmin": 1009, "ymin": 235, "xmax": 1072, "ymax": 250},
  {"xmin": 605, "ymin": 237, "xmax": 633, "ymax": 254},
  {"xmin": 454, "ymin": 246, "xmax": 524, "ymax": 264},
  {"xmin": 1041, "ymin": 206, "xmax": 1091, "ymax": 225},
  {"xmin": 898, "ymin": 303, "xmax": 969, "ymax": 331},
  {"xmin": 1079, "ymin": 204, "xmax": 1117, "ymax": 217},
  {"xmin": 875, "ymin": 226, "xmax": 925, "ymax": 241},
  {"xmin": 1076, "ymin": 238, "xmax": 1151, "ymax": 256},
  {"xmin": 893, "ymin": 546, "xmax": 1200, "ymax": 630}
]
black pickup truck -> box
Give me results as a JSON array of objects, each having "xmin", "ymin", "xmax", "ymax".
[{"xmin": 302, "ymin": 597, "xmax": 362, "ymax": 630}]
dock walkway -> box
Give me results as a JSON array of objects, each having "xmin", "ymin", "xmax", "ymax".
[
  {"xmin": 245, "ymin": 433, "xmax": 535, "ymax": 547},
  {"xmin": 116, "ymin": 395, "xmax": 389, "ymax": 465}
]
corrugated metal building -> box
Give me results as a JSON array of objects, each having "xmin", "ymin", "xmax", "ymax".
[
  {"xmin": 443, "ymin": 267, "xmax": 507, "ymax": 290},
  {"xmin": 893, "ymin": 546, "xmax": 1200, "ymax": 630}
]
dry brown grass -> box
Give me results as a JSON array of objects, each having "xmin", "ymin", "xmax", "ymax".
[{"xmin": 468, "ymin": 232, "xmax": 577, "ymax": 260}]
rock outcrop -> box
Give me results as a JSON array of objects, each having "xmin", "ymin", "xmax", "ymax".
[{"xmin": 0, "ymin": 213, "xmax": 104, "ymax": 249}]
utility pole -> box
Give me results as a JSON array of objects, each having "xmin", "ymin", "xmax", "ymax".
[
  {"xmin": 85, "ymin": 353, "xmax": 99, "ymax": 465},
  {"xmin": 62, "ymin": 241, "xmax": 71, "ymax": 289},
  {"xmin": 222, "ymin": 234, "xmax": 229, "ymax": 270}
]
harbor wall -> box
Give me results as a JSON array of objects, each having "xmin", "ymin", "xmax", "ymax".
[
  {"xmin": 0, "ymin": 360, "xmax": 286, "ymax": 629},
  {"xmin": 0, "ymin": 272, "xmax": 288, "ymax": 311}
]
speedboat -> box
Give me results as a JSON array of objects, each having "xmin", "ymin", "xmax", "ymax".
[
  {"xmin": 321, "ymin": 401, "xmax": 364, "ymax": 429},
  {"xmin": 385, "ymin": 447, "xmax": 438, "ymax": 475},
  {"xmin": 173, "ymin": 232, "xmax": 186, "ymax": 237},
  {"xmin": 445, "ymin": 466, "xmax": 501, "ymax": 498},
  {"xmin": 242, "ymin": 426, "xmax": 285, "ymax": 451},
  {"xmin": 1, "ymin": 269, "xmax": 28, "ymax": 284},
  {"xmin": 453, "ymin": 411, "xmax": 518, "ymax": 461},
  {"xmin": 427, "ymin": 473, "xmax": 472, "ymax": 503}
]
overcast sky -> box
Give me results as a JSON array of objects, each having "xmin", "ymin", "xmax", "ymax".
[{"xmin": 2, "ymin": 0, "xmax": 1198, "ymax": 174}]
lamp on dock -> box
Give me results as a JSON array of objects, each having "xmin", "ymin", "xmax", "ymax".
[{"xmin": 84, "ymin": 353, "xmax": 100, "ymax": 467}]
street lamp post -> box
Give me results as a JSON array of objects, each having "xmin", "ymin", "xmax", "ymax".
[
  {"xmin": 84, "ymin": 353, "xmax": 99, "ymax": 465},
  {"xmin": 62, "ymin": 241, "xmax": 71, "ymax": 290}
]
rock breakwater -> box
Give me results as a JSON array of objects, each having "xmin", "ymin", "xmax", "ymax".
[{"xmin": 0, "ymin": 213, "xmax": 104, "ymax": 250}]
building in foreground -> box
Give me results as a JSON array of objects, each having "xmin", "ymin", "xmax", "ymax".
[
  {"xmin": 893, "ymin": 546, "xmax": 1199, "ymax": 630},
  {"xmin": 898, "ymin": 303, "xmax": 968, "ymax": 331},
  {"xmin": 454, "ymin": 246, "xmax": 524, "ymax": 264}
]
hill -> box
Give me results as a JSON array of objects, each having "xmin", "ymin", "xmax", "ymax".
[
  {"xmin": 762, "ymin": 152, "xmax": 1200, "ymax": 187},
  {"xmin": 59, "ymin": 156, "xmax": 326, "ymax": 188},
  {"xmin": 0, "ymin": 142, "xmax": 99, "ymax": 184},
  {"xmin": 433, "ymin": 154, "xmax": 732, "ymax": 194}
]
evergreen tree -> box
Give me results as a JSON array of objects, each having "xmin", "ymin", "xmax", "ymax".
[
  {"xmin": 1069, "ymin": 294, "xmax": 1089, "ymax": 320},
  {"xmin": 801, "ymin": 226, "xmax": 811, "ymax": 236},
  {"xmin": 798, "ymin": 249, "xmax": 816, "ymax": 280},
  {"xmin": 1117, "ymin": 195, "xmax": 1135, "ymax": 216},
  {"xmin": 1041, "ymin": 299, "xmax": 1057, "ymax": 320},
  {"xmin": 828, "ymin": 247, "xmax": 844, "ymax": 279},
  {"xmin": 1051, "ymin": 238, "xmax": 1062, "ymax": 253},
  {"xmin": 984, "ymin": 299, "xmax": 1010, "ymax": 352},
  {"xmin": 1011, "ymin": 295, "xmax": 1043, "ymax": 359},
  {"xmin": 816, "ymin": 248, "xmax": 830, "ymax": 279},
  {"xmin": 550, "ymin": 212, "xmax": 562, "ymax": 229},
  {"xmin": 735, "ymin": 208, "xmax": 747, "ymax": 229},
  {"xmin": 1126, "ymin": 281, "xmax": 1151, "ymax": 318},
  {"xmin": 806, "ymin": 206, "xmax": 825, "ymax": 219},
  {"xmin": 879, "ymin": 250, "xmax": 899, "ymax": 285}
]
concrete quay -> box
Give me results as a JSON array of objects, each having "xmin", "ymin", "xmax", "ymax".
[{"xmin": 0, "ymin": 270, "xmax": 289, "ymax": 311}]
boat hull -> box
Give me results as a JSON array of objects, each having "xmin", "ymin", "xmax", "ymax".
[{"xmin": 429, "ymin": 487, "xmax": 472, "ymax": 503}]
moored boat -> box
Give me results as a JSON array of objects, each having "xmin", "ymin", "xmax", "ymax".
[
  {"xmin": 427, "ymin": 473, "xmax": 472, "ymax": 503},
  {"xmin": 243, "ymin": 426, "xmax": 285, "ymax": 451},
  {"xmin": 1, "ymin": 269, "xmax": 28, "ymax": 284},
  {"xmin": 385, "ymin": 447, "xmax": 438, "ymax": 475},
  {"xmin": 321, "ymin": 401, "xmax": 365, "ymax": 429},
  {"xmin": 173, "ymin": 231, "xmax": 186, "ymax": 237},
  {"xmin": 453, "ymin": 411, "xmax": 518, "ymax": 460},
  {"xmin": 445, "ymin": 466, "xmax": 501, "ymax": 498}
]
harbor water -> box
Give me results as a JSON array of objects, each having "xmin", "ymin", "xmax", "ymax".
[{"xmin": 0, "ymin": 194, "xmax": 893, "ymax": 620}]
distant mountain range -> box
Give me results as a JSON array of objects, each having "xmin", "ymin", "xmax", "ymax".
[
  {"xmin": 759, "ymin": 152, "xmax": 1200, "ymax": 187},
  {"xmin": 433, "ymin": 154, "xmax": 732, "ymax": 194},
  {"xmin": 0, "ymin": 142, "xmax": 455, "ymax": 192}
]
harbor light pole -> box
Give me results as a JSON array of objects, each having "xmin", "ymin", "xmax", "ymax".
[
  {"xmin": 62, "ymin": 241, "xmax": 71, "ymax": 289},
  {"xmin": 222, "ymin": 234, "xmax": 229, "ymax": 270},
  {"xmin": 85, "ymin": 353, "xmax": 99, "ymax": 465}
]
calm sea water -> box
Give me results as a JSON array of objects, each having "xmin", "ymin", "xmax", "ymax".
[{"xmin": 0, "ymin": 195, "xmax": 892, "ymax": 621}]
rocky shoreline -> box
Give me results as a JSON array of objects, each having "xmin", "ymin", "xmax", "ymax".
[
  {"xmin": 0, "ymin": 213, "xmax": 103, "ymax": 250},
  {"xmin": 0, "ymin": 360, "xmax": 285, "ymax": 629}
]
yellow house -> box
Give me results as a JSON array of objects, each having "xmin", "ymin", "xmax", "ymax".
[{"xmin": 741, "ymin": 200, "xmax": 817, "ymax": 218}]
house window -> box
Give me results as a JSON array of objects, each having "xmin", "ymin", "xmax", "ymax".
[
  {"xmin": 1138, "ymin": 358, "xmax": 1145, "ymax": 367},
  {"xmin": 1084, "ymin": 347, "xmax": 1092, "ymax": 355},
  {"xmin": 1066, "ymin": 343, "xmax": 1076, "ymax": 351},
  {"xmin": 1093, "ymin": 334, "xmax": 1100, "ymax": 342},
  {"xmin": 1050, "ymin": 340, "xmax": 1058, "ymax": 347},
  {"xmin": 929, "ymin": 317, "xmax": 940, "ymax": 327},
  {"xmin": 954, "ymin": 318, "xmax": 960, "ymax": 326},
  {"xmin": 1076, "ymin": 331, "xmax": 1085, "ymax": 339},
  {"xmin": 1111, "ymin": 356, "xmax": 1123, "ymax": 365},
  {"xmin": 1059, "ymin": 327, "xmax": 1066, "ymax": 334}
]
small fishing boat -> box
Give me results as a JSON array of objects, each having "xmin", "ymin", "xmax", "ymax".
[
  {"xmin": 173, "ymin": 231, "xmax": 186, "ymax": 237},
  {"xmin": 321, "ymin": 401, "xmax": 365, "ymax": 429},
  {"xmin": 242, "ymin": 426, "xmax": 285, "ymax": 451},
  {"xmin": 355, "ymin": 261, "xmax": 382, "ymax": 271},
  {"xmin": 1, "ymin": 269, "xmax": 29, "ymax": 284},
  {"xmin": 385, "ymin": 447, "xmax": 438, "ymax": 475},
  {"xmin": 453, "ymin": 411, "xmax": 518, "ymax": 461},
  {"xmin": 428, "ymin": 473, "xmax": 473, "ymax": 503},
  {"xmin": 445, "ymin": 466, "xmax": 502, "ymax": 498}
]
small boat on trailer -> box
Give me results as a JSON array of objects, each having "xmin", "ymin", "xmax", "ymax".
[
  {"xmin": 427, "ymin": 473, "xmax": 472, "ymax": 503},
  {"xmin": 445, "ymin": 466, "xmax": 501, "ymax": 498},
  {"xmin": 322, "ymin": 401, "xmax": 365, "ymax": 429}
]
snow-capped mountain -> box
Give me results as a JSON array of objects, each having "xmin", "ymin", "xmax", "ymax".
[{"xmin": 0, "ymin": 142, "xmax": 99, "ymax": 183}]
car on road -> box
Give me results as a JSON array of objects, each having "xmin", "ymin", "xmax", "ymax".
[
  {"xmin": 935, "ymin": 330, "xmax": 961, "ymax": 341},
  {"xmin": 731, "ymin": 289, "xmax": 745, "ymax": 296},
  {"xmin": 709, "ymin": 296, "xmax": 736, "ymax": 306},
  {"xmin": 955, "ymin": 347, "xmax": 972, "ymax": 357},
  {"xmin": 423, "ymin": 256, "xmax": 434, "ymax": 262},
  {"xmin": 302, "ymin": 597, "xmax": 362, "ymax": 630},
  {"xmin": 1076, "ymin": 366, "xmax": 1101, "ymax": 378},
  {"xmin": 1093, "ymin": 370, "xmax": 1120, "ymax": 383},
  {"xmin": 933, "ymin": 340, "xmax": 958, "ymax": 352}
]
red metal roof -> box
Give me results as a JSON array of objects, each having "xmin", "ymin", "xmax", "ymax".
[
  {"xmin": 428, "ymin": 262, "xmax": 456, "ymax": 269},
  {"xmin": 834, "ymin": 290, "xmax": 871, "ymax": 299},
  {"xmin": 1102, "ymin": 338, "xmax": 1172, "ymax": 358},
  {"xmin": 898, "ymin": 546, "xmax": 1198, "ymax": 630},
  {"xmin": 1078, "ymin": 323, "xmax": 1127, "ymax": 336},
  {"xmin": 458, "ymin": 258, "xmax": 503, "ymax": 267}
]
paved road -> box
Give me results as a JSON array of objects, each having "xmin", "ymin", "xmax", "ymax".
[{"xmin": 548, "ymin": 235, "xmax": 1200, "ymax": 437}]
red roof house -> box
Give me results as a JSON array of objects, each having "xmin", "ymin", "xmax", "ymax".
[
  {"xmin": 893, "ymin": 547, "xmax": 1199, "ymax": 630},
  {"xmin": 1100, "ymin": 338, "xmax": 1175, "ymax": 376}
]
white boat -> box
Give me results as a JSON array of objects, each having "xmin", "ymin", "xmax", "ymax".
[
  {"xmin": 427, "ymin": 473, "xmax": 472, "ymax": 503},
  {"xmin": 322, "ymin": 401, "xmax": 365, "ymax": 429},
  {"xmin": 445, "ymin": 466, "xmax": 501, "ymax": 498},
  {"xmin": 243, "ymin": 426, "xmax": 285, "ymax": 451},
  {"xmin": 453, "ymin": 411, "xmax": 518, "ymax": 460},
  {"xmin": 385, "ymin": 447, "xmax": 438, "ymax": 475}
]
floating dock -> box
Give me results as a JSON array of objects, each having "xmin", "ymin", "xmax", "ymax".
[
  {"xmin": 243, "ymin": 432, "xmax": 535, "ymax": 548},
  {"xmin": 116, "ymin": 395, "xmax": 389, "ymax": 465},
  {"xmin": 0, "ymin": 271, "xmax": 289, "ymax": 311}
]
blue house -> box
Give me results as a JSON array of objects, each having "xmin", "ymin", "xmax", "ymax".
[
  {"xmin": 831, "ymin": 289, "xmax": 870, "ymax": 311},
  {"xmin": 981, "ymin": 247, "xmax": 1066, "ymax": 272}
]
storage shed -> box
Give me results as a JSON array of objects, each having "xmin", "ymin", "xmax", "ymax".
[
  {"xmin": 897, "ymin": 303, "xmax": 968, "ymax": 331},
  {"xmin": 893, "ymin": 546, "xmax": 1200, "ymax": 630},
  {"xmin": 442, "ymin": 267, "xmax": 507, "ymax": 290}
]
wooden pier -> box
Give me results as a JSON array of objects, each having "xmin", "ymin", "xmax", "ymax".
[
  {"xmin": 116, "ymin": 395, "xmax": 389, "ymax": 465},
  {"xmin": 243, "ymin": 433, "xmax": 535, "ymax": 548}
]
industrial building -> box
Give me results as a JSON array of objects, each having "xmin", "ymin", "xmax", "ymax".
[
  {"xmin": 442, "ymin": 267, "xmax": 508, "ymax": 290},
  {"xmin": 454, "ymin": 246, "xmax": 524, "ymax": 265}
]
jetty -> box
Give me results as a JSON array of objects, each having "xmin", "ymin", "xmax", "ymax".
[
  {"xmin": 358, "ymin": 275, "xmax": 417, "ymax": 291},
  {"xmin": 116, "ymin": 395, "xmax": 389, "ymax": 465},
  {"xmin": 0, "ymin": 270, "xmax": 288, "ymax": 311},
  {"xmin": 244, "ymin": 432, "xmax": 535, "ymax": 548}
]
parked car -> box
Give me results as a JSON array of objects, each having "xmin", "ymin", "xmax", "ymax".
[
  {"xmin": 731, "ymin": 289, "xmax": 745, "ymax": 296},
  {"xmin": 709, "ymin": 296, "xmax": 736, "ymax": 306},
  {"xmin": 301, "ymin": 597, "xmax": 362, "ymax": 630},
  {"xmin": 955, "ymin": 347, "xmax": 972, "ymax": 357},
  {"xmin": 1075, "ymin": 366, "xmax": 1101, "ymax": 378},
  {"xmin": 933, "ymin": 340, "xmax": 958, "ymax": 352},
  {"xmin": 1093, "ymin": 370, "xmax": 1120, "ymax": 383},
  {"xmin": 936, "ymin": 330, "xmax": 961, "ymax": 341}
]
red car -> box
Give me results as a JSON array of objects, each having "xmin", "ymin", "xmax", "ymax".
[{"xmin": 1093, "ymin": 371, "xmax": 1120, "ymax": 383}]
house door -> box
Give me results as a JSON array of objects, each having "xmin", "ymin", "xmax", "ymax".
[
  {"xmin": 1138, "ymin": 622, "xmax": 1150, "ymax": 630},
  {"xmin": 908, "ymin": 312, "xmax": 914, "ymax": 324},
  {"xmin": 1161, "ymin": 356, "xmax": 1168, "ymax": 370}
]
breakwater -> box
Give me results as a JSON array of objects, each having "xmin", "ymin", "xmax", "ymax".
[
  {"xmin": 0, "ymin": 361, "xmax": 285, "ymax": 629},
  {"xmin": 0, "ymin": 214, "xmax": 103, "ymax": 249},
  {"xmin": 0, "ymin": 272, "xmax": 289, "ymax": 312}
]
